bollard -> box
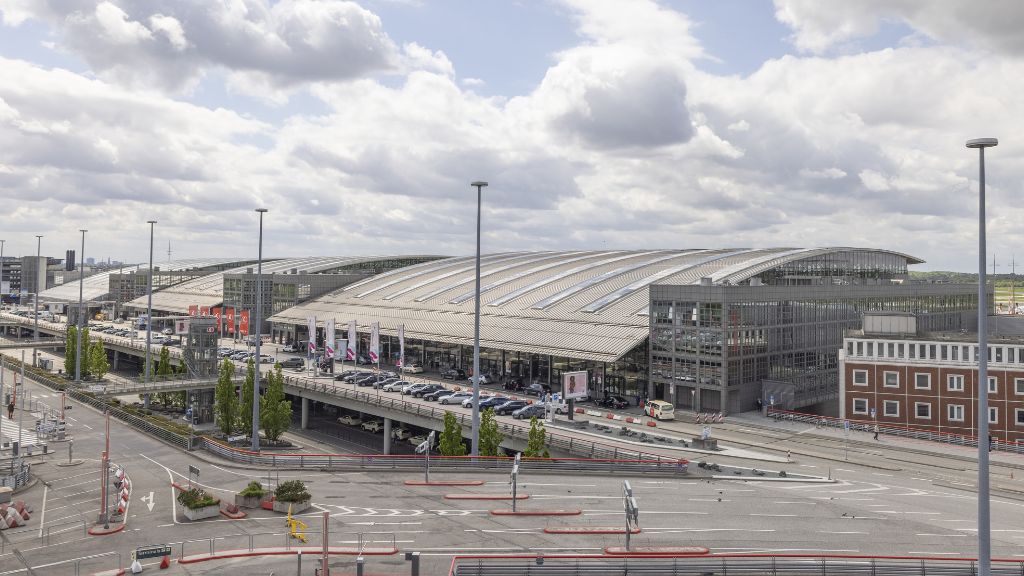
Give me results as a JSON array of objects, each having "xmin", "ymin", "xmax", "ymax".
[
  {"xmin": 405, "ymin": 551, "xmax": 420, "ymax": 576},
  {"xmin": 356, "ymin": 556, "xmax": 365, "ymax": 576},
  {"xmin": 296, "ymin": 550, "xmax": 302, "ymax": 576}
]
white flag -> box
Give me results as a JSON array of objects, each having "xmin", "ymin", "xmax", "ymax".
[
  {"xmin": 369, "ymin": 322, "xmax": 380, "ymax": 364},
  {"xmin": 325, "ymin": 319, "xmax": 335, "ymax": 359},
  {"xmin": 346, "ymin": 320, "xmax": 357, "ymax": 361},
  {"xmin": 307, "ymin": 316, "xmax": 316, "ymax": 356},
  {"xmin": 398, "ymin": 324, "xmax": 405, "ymax": 368}
]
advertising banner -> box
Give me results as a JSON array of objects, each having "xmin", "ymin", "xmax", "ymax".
[
  {"xmin": 239, "ymin": 310, "xmax": 250, "ymax": 336},
  {"xmin": 175, "ymin": 319, "xmax": 189, "ymax": 335},
  {"xmin": 307, "ymin": 316, "xmax": 317, "ymax": 356},
  {"xmin": 562, "ymin": 370, "xmax": 589, "ymax": 400},
  {"xmin": 335, "ymin": 338, "xmax": 346, "ymax": 361},
  {"xmin": 212, "ymin": 307, "xmax": 222, "ymax": 331},
  {"xmin": 397, "ymin": 324, "xmax": 405, "ymax": 368},
  {"xmin": 199, "ymin": 306, "xmax": 210, "ymax": 316},
  {"xmin": 225, "ymin": 307, "xmax": 235, "ymax": 334},
  {"xmin": 369, "ymin": 322, "xmax": 380, "ymax": 364},
  {"xmin": 346, "ymin": 321, "xmax": 357, "ymax": 361},
  {"xmin": 325, "ymin": 319, "xmax": 335, "ymax": 360},
  {"xmin": 188, "ymin": 305, "xmax": 198, "ymax": 317}
]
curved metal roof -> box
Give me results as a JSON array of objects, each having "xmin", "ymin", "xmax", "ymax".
[
  {"xmin": 129, "ymin": 256, "xmax": 434, "ymax": 314},
  {"xmin": 37, "ymin": 258, "xmax": 251, "ymax": 304},
  {"xmin": 269, "ymin": 247, "xmax": 921, "ymax": 363}
]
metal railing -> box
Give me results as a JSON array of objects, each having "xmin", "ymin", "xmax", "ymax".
[
  {"xmin": 1, "ymin": 550, "xmax": 121, "ymax": 576},
  {"xmin": 767, "ymin": 407, "xmax": 1024, "ymax": 455},
  {"xmin": 175, "ymin": 530, "xmax": 395, "ymax": 559},
  {"xmin": 450, "ymin": 554, "xmax": 1024, "ymax": 576},
  {"xmin": 0, "ymin": 456, "xmax": 30, "ymax": 489}
]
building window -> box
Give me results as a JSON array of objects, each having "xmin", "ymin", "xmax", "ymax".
[
  {"xmin": 852, "ymin": 370, "xmax": 868, "ymax": 386},
  {"xmin": 948, "ymin": 404, "xmax": 965, "ymax": 422},
  {"xmin": 847, "ymin": 342, "xmax": 854, "ymax": 356},
  {"xmin": 915, "ymin": 402, "xmax": 931, "ymax": 419},
  {"xmin": 1016, "ymin": 409, "xmax": 1024, "ymax": 426},
  {"xmin": 996, "ymin": 347, "xmax": 1003, "ymax": 363},
  {"xmin": 1016, "ymin": 378, "xmax": 1024, "ymax": 395},
  {"xmin": 856, "ymin": 341, "xmax": 863, "ymax": 356},
  {"xmin": 883, "ymin": 400, "xmax": 899, "ymax": 417},
  {"xmin": 852, "ymin": 398, "xmax": 868, "ymax": 415},
  {"xmin": 909, "ymin": 344, "xmax": 916, "ymax": 359},
  {"xmin": 867, "ymin": 342, "xmax": 874, "ymax": 356},
  {"xmin": 988, "ymin": 376, "xmax": 998, "ymax": 394},
  {"xmin": 883, "ymin": 371, "xmax": 899, "ymax": 388},
  {"xmin": 888, "ymin": 343, "xmax": 895, "ymax": 358},
  {"xmin": 914, "ymin": 373, "xmax": 930, "ymax": 389},
  {"xmin": 897, "ymin": 343, "xmax": 904, "ymax": 358},
  {"xmin": 948, "ymin": 375, "xmax": 964, "ymax": 392},
  {"xmin": 940, "ymin": 345, "xmax": 948, "ymax": 360},
  {"xmin": 989, "ymin": 407, "xmax": 998, "ymax": 424}
]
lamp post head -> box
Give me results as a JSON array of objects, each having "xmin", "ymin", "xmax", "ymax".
[
  {"xmin": 470, "ymin": 181, "xmax": 488, "ymax": 189},
  {"xmin": 966, "ymin": 138, "xmax": 998, "ymax": 149},
  {"xmin": 255, "ymin": 208, "xmax": 268, "ymax": 213},
  {"xmin": 79, "ymin": 229, "xmax": 87, "ymax": 233},
  {"xmin": 146, "ymin": 220, "xmax": 157, "ymax": 225}
]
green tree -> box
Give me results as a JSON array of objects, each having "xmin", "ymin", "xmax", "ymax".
[
  {"xmin": 78, "ymin": 328, "xmax": 90, "ymax": 376},
  {"xmin": 239, "ymin": 359, "xmax": 255, "ymax": 436},
  {"xmin": 438, "ymin": 411, "xmax": 466, "ymax": 456},
  {"xmin": 214, "ymin": 359, "xmax": 238, "ymax": 435},
  {"xmin": 157, "ymin": 346, "xmax": 172, "ymax": 379},
  {"xmin": 525, "ymin": 417, "xmax": 550, "ymax": 458},
  {"xmin": 64, "ymin": 326, "xmax": 76, "ymax": 376},
  {"xmin": 90, "ymin": 339, "xmax": 109, "ymax": 380},
  {"xmin": 260, "ymin": 364, "xmax": 291, "ymax": 441},
  {"xmin": 478, "ymin": 408, "xmax": 503, "ymax": 456}
]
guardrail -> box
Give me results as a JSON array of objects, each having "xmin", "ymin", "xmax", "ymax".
[
  {"xmin": 767, "ymin": 407, "xmax": 1024, "ymax": 455},
  {"xmin": 175, "ymin": 530, "xmax": 394, "ymax": 559},
  {"xmin": 0, "ymin": 456, "xmax": 29, "ymax": 490},
  {"xmin": 204, "ymin": 438, "xmax": 688, "ymax": 475},
  {"xmin": 2, "ymin": 550, "xmax": 122, "ymax": 576},
  {"xmin": 450, "ymin": 554, "xmax": 1024, "ymax": 576}
]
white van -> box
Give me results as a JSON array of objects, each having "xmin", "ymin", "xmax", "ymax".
[{"xmin": 644, "ymin": 400, "xmax": 675, "ymax": 421}]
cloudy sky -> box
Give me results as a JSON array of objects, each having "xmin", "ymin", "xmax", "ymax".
[{"xmin": 0, "ymin": 0, "xmax": 1021, "ymax": 271}]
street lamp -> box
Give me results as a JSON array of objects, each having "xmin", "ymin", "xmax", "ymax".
[
  {"xmin": 145, "ymin": 221, "xmax": 156, "ymax": 406},
  {"xmin": 469, "ymin": 181, "xmax": 487, "ymax": 456},
  {"xmin": 32, "ymin": 235, "xmax": 42, "ymax": 367},
  {"xmin": 0, "ymin": 239, "xmax": 5, "ymax": 297},
  {"xmin": 252, "ymin": 208, "xmax": 268, "ymax": 452},
  {"xmin": 75, "ymin": 230, "xmax": 87, "ymax": 386},
  {"xmin": 967, "ymin": 136, "xmax": 997, "ymax": 576}
]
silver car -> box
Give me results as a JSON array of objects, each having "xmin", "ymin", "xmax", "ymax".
[
  {"xmin": 440, "ymin": 392, "xmax": 473, "ymax": 405},
  {"xmin": 462, "ymin": 394, "xmax": 493, "ymax": 408}
]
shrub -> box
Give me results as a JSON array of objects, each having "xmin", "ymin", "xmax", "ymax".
[
  {"xmin": 177, "ymin": 487, "xmax": 219, "ymax": 510},
  {"xmin": 274, "ymin": 480, "xmax": 310, "ymax": 503},
  {"xmin": 239, "ymin": 481, "xmax": 265, "ymax": 498}
]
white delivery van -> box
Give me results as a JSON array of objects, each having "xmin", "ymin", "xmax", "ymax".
[{"xmin": 644, "ymin": 400, "xmax": 675, "ymax": 421}]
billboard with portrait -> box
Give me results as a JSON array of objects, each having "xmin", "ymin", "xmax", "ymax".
[{"xmin": 562, "ymin": 370, "xmax": 588, "ymax": 400}]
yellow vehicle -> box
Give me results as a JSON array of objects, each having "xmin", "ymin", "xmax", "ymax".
[{"xmin": 644, "ymin": 400, "xmax": 675, "ymax": 421}]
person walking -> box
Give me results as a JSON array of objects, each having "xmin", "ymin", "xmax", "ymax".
[
  {"xmin": 6, "ymin": 400, "xmax": 14, "ymax": 420},
  {"xmin": 873, "ymin": 423, "xmax": 879, "ymax": 441}
]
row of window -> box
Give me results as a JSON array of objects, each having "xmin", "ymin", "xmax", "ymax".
[
  {"xmin": 846, "ymin": 339, "xmax": 1024, "ymax": 364},
  {"xmin": 851, "ymin": 398, "xmax": 1024, "ymax": 425},
  {"xmin": 852, "ymin": 370, "xmax": 1024, "ymax": 394}
]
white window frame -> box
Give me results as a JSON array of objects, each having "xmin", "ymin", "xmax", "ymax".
[
  {"xmin": 852, "ymin": 370, "xmax": 868, "ymax": 386},
  {"xmin": 947, "ymin": 375, "xmax": 964, "ymax": 392},
  {"xmin": 948, "ymin": 404, "xmax": 965, "ymax": 422},
  {"xmin": 1016, "ymin": 408, "xmax": 1024, "ymax": 426},
  {"xmin": 1015, "ymin": 378, "xmax": 1024, "ymax": 395},
  {"xmin": 988, "ymin": 376, "xmax": 998, "ymax": 394},
  {"xmin": 852, "ymin": 398, "xmax": 869, "ymax": 415},
  {"xmin": 914, "ymin": 373, "xmax": 931, "ymax": 390},
  {"xmin": 883, "ymin": 371, "xmax": 899, "ymax": 388},
  {"xmin": 914, "ymin": 402, "xmax": 931, "ymax": 419},
  {"xmin": 988, "ymin": 406, "xmax": 998, "ymax": 424},
  {"xmin": 883, "ymin": 400, "xmax": 900, "ymax": 417}
]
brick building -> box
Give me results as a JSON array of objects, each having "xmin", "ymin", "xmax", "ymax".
[{"xmin": 839, "ymin": 312, "xmax": 1024, "ymax": 443}]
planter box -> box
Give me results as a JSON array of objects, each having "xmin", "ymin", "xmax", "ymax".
[
  {"xmin": 234, "ymin": 494, "xmax": 266, "ymax": 509},
  {"xmin": 273, "ymin": 499, "xmax": 311, "ymax": 514},
  {"xmin": 181, "ymin": 503, "xmax": 221, "ymax": 521}
]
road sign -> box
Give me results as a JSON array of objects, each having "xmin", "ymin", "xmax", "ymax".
[{"xmin": 133, "ymin": 545, "xmax": 171, "ymax": 560}]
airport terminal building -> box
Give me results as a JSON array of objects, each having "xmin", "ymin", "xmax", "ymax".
[{"xmin": 270, "ymin": 248, "xmax": 981, "ymax": 414}]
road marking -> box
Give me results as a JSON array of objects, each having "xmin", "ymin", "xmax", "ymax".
[
  {"xmin": 822, "ymin": 531, "xmax": 866, "ymax": 535},
  {"xmin": 872, "ymin": 473, "xmax": 894, "ymax": 477},
  {"xmin": 140, "ymin": 492, "xmax": 155, "ymax": 512},
  {"xmin": 645, "ymin": 528, "xmax": 775, "ymax": 533},
  {"xmin": 774, "ymin": 501, "xmax": 816, "ymax": 505},
  {"xmin": 799, "ymin": 465, "xmax": 818, "ymax": 468},
  {"xmin": 689, "ymin": 498, "xmax": 730, "ymax": 502},
  {"xmin": 915, "ymin": 534, "xmax": 967, "ymax": 537},
  {"xmin": 750, "ymin": 513, "xmax": 797, "ymax": 517},
  {"xmin": 908, "ymin": 551, "xmax": 961, "ymax": 555},
  {"xmin": 37, "ymin": 483, "xmax": 47, "ymax": 538},
  {"xmin": 835, "ymin": 469, "xmax": 854, "ymax": 473}
]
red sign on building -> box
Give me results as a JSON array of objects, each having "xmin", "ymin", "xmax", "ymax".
[
  {"xmin": 212, "ymin": 307, "xmax": 222, "ymax": 331},
  {"xmin": 225, "ymin": 307, "xmax": 235, "ymax": 334},
  {"xmin": 199, "ymin": 306, "xmax": 210, "ymax": 316},
  {"xmin": 188, "ymin": 305, "xmax": 198, "ymax": 317},
  {"xmin": 239, "ymin": 310, "xmax": 250, "ymax": 336}
]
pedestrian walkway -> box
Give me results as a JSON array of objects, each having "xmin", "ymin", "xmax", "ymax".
[{"xmin": 0, "ymin": 413, "xmax": 39, "ymax": 449}]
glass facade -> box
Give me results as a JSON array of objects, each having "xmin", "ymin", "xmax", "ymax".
[{"xmin": 650, "ymin": 283, "xmax": 983, "ymax": 414}]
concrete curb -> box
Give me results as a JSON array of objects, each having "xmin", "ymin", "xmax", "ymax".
[
  {"xmin": 489, "ymin": 509, "xmax": 582, "ymax": 516},
  {"xmin": 177, "ymin": 546, "xmax": 399, "ymax": 564}
]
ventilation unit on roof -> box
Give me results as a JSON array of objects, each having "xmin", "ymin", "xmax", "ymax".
[
  {"xmin": 699, "ymin": 277, "xmax": 713, "ymax": 286},
  {"xmin": 750, "ymin": 277, "xmax": 763, "ymax": 287},
  {"xmin": 291, "ymin": 268, "xmax": 298, "ymax": 274},
  {"xmin": 246, "ymin": 268, "xmax": 253, "ymax": 274}
]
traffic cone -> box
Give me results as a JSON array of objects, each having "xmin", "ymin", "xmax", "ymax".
[{"xmin": 160, "ymin": 555, "xmax": 171, "ymax": 569}]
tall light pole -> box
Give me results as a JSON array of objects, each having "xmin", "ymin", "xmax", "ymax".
[
  {"xmin": 252, "ymin": 208, "xmax": 268, "ymax": 452},
  {"xmin": 0, "ymin": 239, "xmax": 5, "ymax": 298},
  {"xmin": 469, "ymin": 181, "xmax": 487, "ymax": 456},
  {"xmin": 967, "ymin": 137, "xmax": 997, "ymax": 576},
  {"xmin": 32, "ymin": 235, "xmax": 42, "ymax": 367},
  {"xmin": 75, "ymin": 230, "xmax": 87, "ymax": 385},
  {"xmin": 145, "ymin": 221, "xmax": 156, "ymax": 400}
]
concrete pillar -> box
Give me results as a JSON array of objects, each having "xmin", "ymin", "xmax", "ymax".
[
  {"xmin": 383, "ymin": 417, "xmax": 392, "ymax": 455},
  {"xmin": 301, "ymin": 397, "xmax": 309, "ymax": 430},
  {"xmin": 111, "ymin": 350, "xmax": 119, "ymax": 370}
]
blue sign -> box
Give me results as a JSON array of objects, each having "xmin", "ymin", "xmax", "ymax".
[{"xmin": 769, "ymin": 395, "xmax": 775, "ymax": 405}]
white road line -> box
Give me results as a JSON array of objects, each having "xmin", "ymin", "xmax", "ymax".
[
  {"xmin": 822, "ymin": 531, "xmax": 866, "ymax": 535},
  {"xmin": 689, "ymin": 498, "xmax": 730, "ymax": 502},
  {"xmin": 774, "ymin": 501, "xmax": 816, "ymax": 505},
  {"xmin": 37, "ymin": 483, "xmax": 47, "ymax": 538},
  {"xmin": 835, "ymin": 469, "xmax": 854, "ymax": 472},
  {"xmin": 799, "ymin": 465, "xmax": 818, "ymax": 468},
  {"xmin": 645, "ymin": 528, "xmax": 775, "ymax": 533},
  {"xmin": 81, "ymin": 424, "xmax": 92, "ymax": 430},
  {"xmin": 915, "ymin": 534, "xmax": 967, "ymax": 537},
  {"xmin": 750, "ymin": 513, "xmax": 797, "ymax": 517},
  {"xmin": 908, "ymin": 551, "xmax": 961, "ymax": 555},
  {"xmin": 872, "ymin": 473, "xmax": 894, "ymax": 477}
]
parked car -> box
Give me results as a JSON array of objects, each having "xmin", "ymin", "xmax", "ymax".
[
  {"xmin": 281, "ymin": 344, "xmax": 299, "ymax": 353},
  {"xmin": 441, "ymin": 368, "xmax": 466, "ymax": 380},
  {"xmin": 478, "ymin": 396, "xmax": 511, "ymax": 410},
  {"xmin": 524, "ymin": 383, "xmax": 551, "ymax": 397},
  {"xmin": 374, "ymin": 377, "xmax": 400, "ymax": 390},
  {"xmin": 598, "ymin": 395, "xmax": 630, "ymax": 409},
  {"xmin": 513, "ymin": 403, "xmax": 548, "ymax": 420},
  {"xmin": 162, "ymin": 338, "xmax": 182, "ymax": 346},
  {"xmin": 467, "ymin": 374, "xmax": 493, "ymax": 385},
  {"xmin": 392, "ymin": 427, "xmax": 413, "ymax": 440},
  {"xmin": 402, "ymin": 362, "xmax": 424, "ymax": 374},
  {"xmin": 424, "ymin": 389, "xmax": 457, "ymax": 402},
  {"xmin": 462, "ymin": 394, "xmax": 493, "ymax": 408},
  {"xmin": 355, "ymin": 375, "xmax": 381, "ymax": 387},
  {"xmin": 356, "ymin": 355, "xmax": 373, "ymax": 365},
  {"xmin": 381, "ymin": 380, "xmax": 406, "ymax": 392},
  {"xmin": 644, "ymin": 400, "xmax": 675, "ymax": 421},
  {"xmin": 494, "ymin": 400, "xmax": 529, "ymax": 416},
  {"xmin": 161, "ymin": 327, "xmax": 174, "ymax": 335},
  {"xmin": 258, "ymin": 355, "xmax": 275, "ymax": 364},
  {"xmin": 337, "ymin": 414, "xmax": 362, "ymax": 426},
  {"xmin": 361, "ymin": 420, "xmax": 385, "ymax": 433},
  {"xmin": 411, "ymin": 383, "xmax": 445, "ymax": 398},
  {"xmin": 279, "ymin": 357, "xmax": 304, "ymax": 369},
  {"xmin": 341, "ymin": 371, "xmax": 373, "ymax": 382},
  {"xmin": 401, "ymin": 382, "xmax": 429, "ymax": 395},
  {"xmin": 440, "ymin": 392, "xmax": 473, "ymax": 405},
  {"xmin": 408, "ymin": 434, "xmax": 432, "ymax": 448}
]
